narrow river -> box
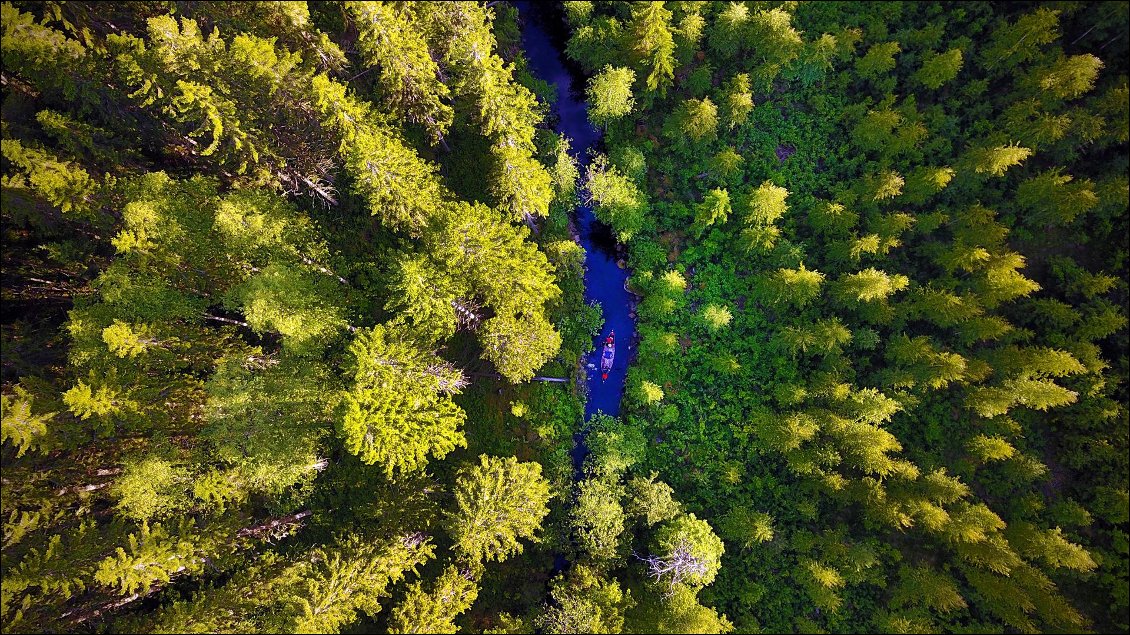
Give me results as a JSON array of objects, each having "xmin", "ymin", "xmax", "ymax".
[{"xmin": 516, "ymin": 3, "xmax": 637, "ymax": 473}]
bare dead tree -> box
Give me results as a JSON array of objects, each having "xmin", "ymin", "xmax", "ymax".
[
  {"xmin": 636, "ymin": 537, "xmax": 709, "ymax": 596},
  {"xmin": 426, "ymin": 361, "xmax": 469, "ymax": 394},
  {"xmin": 237, "ymin": 509, "xmax": 313, "ymax": 543},
  {"xmin": 452, "ymin": 298, "xmax": 481, "ymax": 329},
  {"xmin": 299, "ymin": 255, "xmax": 350, "ymax": 285},
  {"xmin": 401, "ymin": 531, "xmax": 430, "ymax": 549}
]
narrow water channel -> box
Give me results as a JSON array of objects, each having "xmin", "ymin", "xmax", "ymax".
[{"xmin": 516, "ymin": 3, "xmax": 637, "ymax": 474}]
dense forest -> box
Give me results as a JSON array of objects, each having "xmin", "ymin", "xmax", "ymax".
[{"xmin": 1, "ymin": 1, "xmax": 1127, "ymax": 634}]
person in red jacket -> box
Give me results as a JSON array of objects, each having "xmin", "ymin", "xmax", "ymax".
[{"xmin": 600, "ymin": 331, "xmax": 615, "ymax": 381}]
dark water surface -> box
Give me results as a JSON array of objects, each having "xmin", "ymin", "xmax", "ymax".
[{"xmin": 516, "ymin": 4, "xmax": 637, "ymax": 459}]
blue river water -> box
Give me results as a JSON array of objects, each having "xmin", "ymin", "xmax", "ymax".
[{"xmin": 516, "ymin": 4, "xmax": 637, "ymax": 447}]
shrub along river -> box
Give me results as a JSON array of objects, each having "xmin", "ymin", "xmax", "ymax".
[{"xmin": 517, "ymin": 3, "xmax": 638, "ymax": 478}]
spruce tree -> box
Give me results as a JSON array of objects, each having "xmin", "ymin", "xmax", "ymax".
[
  {"xmin": 387, "ymin": 565, "xmax": 479, "ymax": 635},
  {"xmin": 571, "ymin": 478, "xmax": 627, "ymax": 564},
  {"xmin": 721, "ymin": 74, "xmax": 753, "ymax": 130},
  {"xmin": 446, "ymin": 455, "xmax": 552, "ymax": 566},
  {"xmin": 340, "ymin": 325, "xmax": 467, "ymax": 477},
  {"xmin": 537, "ymin": 565, "xmax": 633, "ymax": 634},
  {"xmin": 915, "ymin": 48, "xmax": 964, "ymax": 90},
  {"xmin": 627, "ymin": 2, "xmax": 676, "ymax": 96},
  {"xmin": 588, "ymin": 66, "xmax": 637, "ymax": 127},
  {"xmin": 346, "ymin": 1, "xmax": 453, "ymax": 146}
]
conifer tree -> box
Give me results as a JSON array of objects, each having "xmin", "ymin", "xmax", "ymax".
[
  {"xmin": 446, "ymin": 455, "xmax": 552, "ymax": 566},
  {"xmin": 491, "ymin": 142, "xmax": 556, "ymax": 226},
  {"xmin": 798, "ymin": 558, "xmax": 844, "ymax": 612},
  {"xmin": 669, "ymin": 97, "xmax": 719, "ymax": 143},
  {"xmin": 776, "ymin": 319, "xmax": 852, "ymax": 356},
  {"xmin": 565, "ymin": 14, "xmax": 625, "ymax": 73},
  {"xmin": 692, "ymin": 188, "xmax": 731, "ymax": 236},
  {"xmin": 562, "ymin": 1, "xmax": 594, "ymax": 27},
  {"xmin": 856, "ymin": 42, "xmax": 901, "ymax": 80},
  {"xmin": 902, "ymin": 287, "xmax": 982, "ymax": 328},
  {"xmin": 1016, "ymin": 169, "xmax": 1099, "ymax": 226},
  {"xmin": 202, "ymin": 356, "xmax": 332, "ymax": 500},
  {"xmin": 833, "ymin": 269, "xmax": 910, "ymax": 304},
  {"xmin": 627, "ymin": 2, "xmax": 676, "ymax": 96},
  {"xmin": 310, "ymin": 74, "xmax": 446, "ymax": 233},
  {"xmin": 417, "ymin": 203, "xmax": 562, "ymax": 380},
  {"xmin": 93, "ymin": 518, "xmax": 209, "ymax": 596},
  {"xmin": 480, "ymin": 311, "xmax": 563, "ymax": 384},
  {"xmin": 584, "ymin": 414, "xmax": 647, "ymax": 478},
  {"xmin": 225, "ymin": 263, "xmax": 348, "ymax": 355},
  {"xmin": 708, "ymin": 147, "xmax": 744, "ymax": 185},
  {"xmin": 867, "ymin": 170, "xmax": 905, "ymax": 201},
  {"xmin": 421, "ymin": 1, "xmax": 553, "ymax": 223},
  {"xmin": 1005, "ymin": 523, "xmax": 1097, "ymax": 572},
  {"xmin": 1094, "ymin": 81, "xmax": 1130, "ymax": 144},
  {"xmin": 585, "ymin": 156, "xmax": 649, "ymax": 241},
  {"xmin": 962, "ymin": 143, "xmax": 1033, "ymax": 177},
  {"xmin": 547, "ymin": 134, "xmax": 581, "ymax": 203},
  {"xmin": 852, "ymin": 109, "xmax": 904, "ymax": 154},
  {"xmin": 765, "ymin": 265, "xmax": 824, "ymax": 308},
  {"xmin": 387, "ymin": 565, "xmax": 479, "ymax": 634},
  {"xmin": 979, "ymin": 7, "xmax": 1060, "ymax": 72},
  {"xmin": 109, "ymin": 15, "xmax": 313, "ymax": 180},
  {"xmin": 110, "ymin": 456, "xmax": 191, "ymax": 523},
  {"xmin": 1027, "ymin": 53, "xmax": 1103, "ymax": 101},
  {"xmin": 1001, "ymin": 98, "xmax": 1073, "ymax": 150},
  {"xmin": 3, "ymin": 520, "xmax": 106, "ymax": 630},
  {"xmin": 0, "ymin": 3, "xmax": 101, "ymax": 114},
  {"xmin": 537, "ymin": 565, "xmax": 633, "ymax": 634},
  {"xmin": 984, "ymin": 345, "xmax": 1087, "ymax": 380},
  {"xmin": 672, "ymin": 3, "xmax": 706, "ymax": 65},
  {"xmin": 340, "ymin": 325, "xmax": 467, "ymax": 477},
  {"xmin": 0, "ymin": 386, "xmax": 53, "ymax": 458},
  {"xmin": 885, "ymin": 332, "xmax": 967, "ymax": 385},
  {"xmin": 718, "ymin": 507, "xmax": 775, "ymax": 550},
  {"xmin": 624, "ymin": 473, "xmax": 682, "ymax": 527},
  {"xmin": 809, "ymin": 200, "xmax": 858, "ymax": 237},
  {"xmin": 571, "ymin": 478, "xmax": 626, "ymax": 563},
  {"xmin": 890, "ymin": 565, "xmax": 968, "ymax": 613},
  {"xmin": 756, "ymin": 412, "xmax": 820, "ymax": 454},
  {"xmin": 967, "ymin": 434, "xmax": 1017, "ymax": 463},
  {"xmin": 821, "ymin": 412, "xmax": 903, "ymax": 477},
  {"xmin": 708, "ymin": 2, "xmax": 749, "ymax": 60},
  {"xmin": 138, "ymin": 533, "xmax": 435, "ymax": 633},
  {"xmin": 346, "ymin": 1, "xmax": 453, "ymax": 146},
  {"xmin": 900, "ymin": 165, "xmax": 954, "ymax": 204},
  {"xmin": 634, "ymin": 379, "xmax": 665, "ymax": 406},
  {"xmin": 915, "ymin": 48, "xmax": 964, "ymax": 89},
  {"xmin": 969, "ymin": 251, "xmax": 1041, "ymax": 308},
  {"xmin": 749, "ymin": 7, "xmax": 804, "ymax": 69},
  {"xmin": 0, "ymin": 139, "xmax": 97, "ymax": 218},
  {"xmin": 721, "ymin": 74, "xmax": 753, "ymax": 130},
  {"xmin": 625, "ymin": 584, "xmax": 733, "ymax": 634},
  {"xmin": 789, "ymin": 33, "xmax": 837, "ymax": 87},
  {"xmin": 384, "ymin": 255, "xmax": 461, "ymax": 344},
  {"xmin": 588, "ymin": 66, "xmax": 637, "ymax": 127},
  {"xmin": 743, "ymin": 181, "xmax": 790, "ymax": 226}
]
